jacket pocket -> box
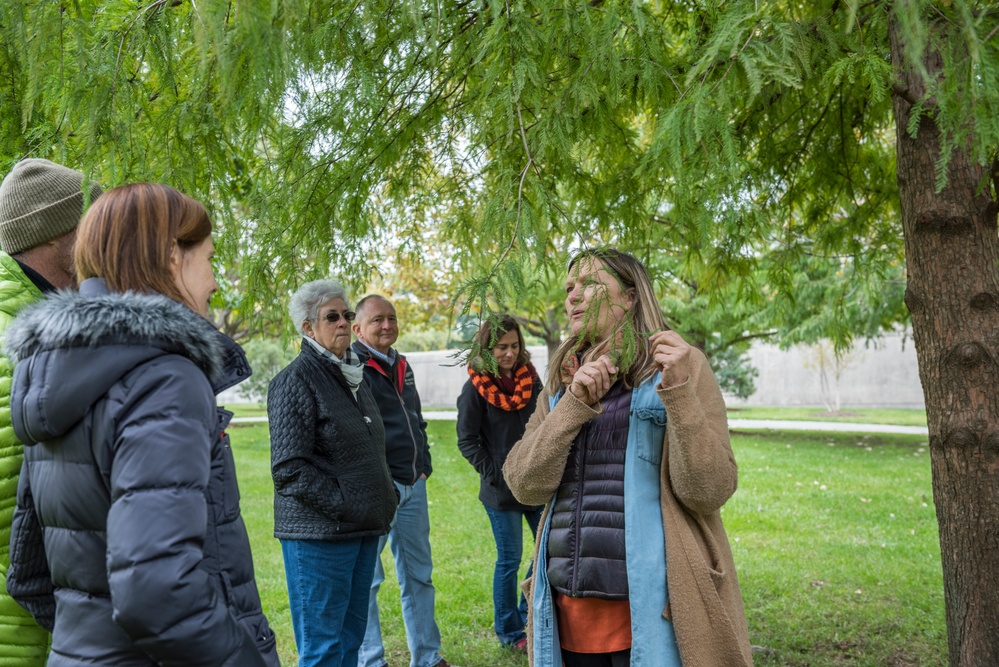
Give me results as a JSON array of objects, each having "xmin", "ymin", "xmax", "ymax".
[
  {"xmin": 217, "ymin": 433, "xmax": 243, "ymax": 521},
  {"xmin": 233, "ymin": 605, "xmax": 279, "ymax": 665},
  {"xmin": 694, "ymin": 514, "xmax": 728, "ymax": 589},
  {"xmin": 633, "ymin": 406, "xmax": 667, "ymax": 466}
]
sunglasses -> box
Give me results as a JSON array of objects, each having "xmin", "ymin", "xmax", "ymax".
[{"xmin": 322, "ymin": 310, "xmax": 356, "ymax": 323}]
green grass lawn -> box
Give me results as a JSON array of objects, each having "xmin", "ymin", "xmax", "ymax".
[
  {"xmin": 229, "ymin": 421, "xmax": 945, "ymax": 667},
  {"xmin": 229, "ymin": 402, "xmax": 268, "ymax": 418},
  {"xmin": 726, "ymin": 406, "xmax": 928, "ymax": 427}
]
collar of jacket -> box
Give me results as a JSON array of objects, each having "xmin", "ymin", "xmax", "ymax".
[
  {"xmin": 4, "ymin": 277, "xmax": 250, "ymax": 393},
  {"xmin": 352, "ymin": 340, "xmax": 408, "ymax": 394},
  {"xmin": 0, "ymin": 252, "xmax": 44, "ymax": 301}
]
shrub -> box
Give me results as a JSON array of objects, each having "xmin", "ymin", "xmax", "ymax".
[{"xmin": 238, "ymin": 338, "xmax": 298, "ymax": 405}]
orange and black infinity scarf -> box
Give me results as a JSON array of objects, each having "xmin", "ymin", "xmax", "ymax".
[{"xmin": 468, "ymin": 363, "xmax": 537, "ymax": 411}]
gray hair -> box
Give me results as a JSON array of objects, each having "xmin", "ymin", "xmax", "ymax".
[{"xmin": 289, "ymin": 279, "xmax": 350, "ymax": 336}]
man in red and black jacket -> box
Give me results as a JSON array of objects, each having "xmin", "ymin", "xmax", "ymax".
[{"xmin": 352, "ymin": 295, "xmax": 453, "ymax": 667}]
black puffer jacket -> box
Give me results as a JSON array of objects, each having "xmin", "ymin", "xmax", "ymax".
[
  {"xmin": 4, "ymin": 279, "xmax": 279, "ymax": 667},
  {"xmin": 268, "ymin": 341, "xmax": 397, "ymax": 540},
  {"xmin": 456, "ymin": 374, "xmax": 543, "ymax": 511}
]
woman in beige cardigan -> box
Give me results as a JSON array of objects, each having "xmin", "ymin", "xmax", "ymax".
[{"xmin": 503, "ymin": 248, "xmax": 753, "ymax": 667}]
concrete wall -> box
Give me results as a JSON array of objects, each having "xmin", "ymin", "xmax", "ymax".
[
  {"xmin": 729, "ymin": 332, "xmax": 924, "ymax": 409},
  {"xmin": 222, "ymin": 334, "xmax": 925, "ymax": 409}
]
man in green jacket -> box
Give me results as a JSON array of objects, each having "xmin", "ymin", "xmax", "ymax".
[{"xmin": 0, "ymin": 158, "xmax": 102, "ymax": 665}]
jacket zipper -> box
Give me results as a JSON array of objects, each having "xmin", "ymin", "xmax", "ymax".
[
  {"xmin": 571, "ymin": 423, "xmax": 587, "ymax": 596},
  {"xmin": 368, "ymin": 355, "xmax": 421, "ymax": 485},
  {"xmin": 396, "ymin": 386, "xmax": 420, "ymax": 484}
]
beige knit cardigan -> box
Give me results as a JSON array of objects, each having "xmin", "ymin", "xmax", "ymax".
[{"xmin": 503, "ymin": 348, "xmax": 754, "ymax": 667}]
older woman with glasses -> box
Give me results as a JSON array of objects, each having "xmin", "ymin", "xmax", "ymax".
[{"xmin": 267, "ymin": 280, "xmax": 398, "ymax": 667}]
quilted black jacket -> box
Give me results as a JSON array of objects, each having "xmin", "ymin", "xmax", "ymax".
[
  {"xmin": 268, "ymin": 341, "xmax": 397, "ymax": 540},
  {"xmin": 4, "ymin": 279, "xmax": 279, "ymax": 667},
  {"xmin": 546, "ymin": 383, "xmax": 632, "ymax": 600}
]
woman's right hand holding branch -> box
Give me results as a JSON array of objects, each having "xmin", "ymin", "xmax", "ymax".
[{"xmin": 567, "ymin": 354, "xmax": 618, "ymax": 406}]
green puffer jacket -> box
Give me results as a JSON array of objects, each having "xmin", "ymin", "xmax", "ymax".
[{"xmin": 0, "ymin": 253, "xmax": 49, "ymax": 665}]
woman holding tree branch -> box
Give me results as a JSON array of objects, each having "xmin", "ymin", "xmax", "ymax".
[{"xmin": 503, "ymin": 248, "xmax": 753, "ymax": 667}]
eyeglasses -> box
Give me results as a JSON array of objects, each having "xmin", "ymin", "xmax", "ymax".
[{"xmin": 322, "ymin": 310, "xmax": 356, "ymax": 323}]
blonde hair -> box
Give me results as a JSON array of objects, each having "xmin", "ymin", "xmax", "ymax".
[
  {"xmin": 545, "ymin": 248, "xmax": 667, "ymax": 395},
  {"xmin": 75, "ymin": 183, "xmax": 212, "ymax": 308}
]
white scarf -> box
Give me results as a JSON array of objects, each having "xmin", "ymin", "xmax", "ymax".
[{"xmin": 304, "ymin": 336, "xmax": 365, "ymax": 396}]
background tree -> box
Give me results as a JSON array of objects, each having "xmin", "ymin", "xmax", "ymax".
[
  {"xmin": 804, "ymin": 340, "xmax": 863, "ymax": 413},
  {"xmin": 2, "ymin": 2, "xmax": 997, "ymax": 662},
  {"xmin": 235, "ymin": 338, "xmax": 298, "ymax": 405}
]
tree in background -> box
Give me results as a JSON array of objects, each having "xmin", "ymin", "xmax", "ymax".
[
  {"xmin": 2, "ymin": 2, "xmax": 997, "ymax": 662},
  {"xmin": 363, "ymin": 231, "xmax": 468, "ymax": 349},
  {"xmin": 805, "ymin": 340, "xmax": 863, "ymax": 414},
  {"xmin": 236, "ymin": 338, "xmax": 298, "ymax": 405}
]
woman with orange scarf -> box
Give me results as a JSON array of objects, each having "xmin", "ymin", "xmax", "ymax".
[{"xmin": 456, "ymin": 315, "xmax": 544, "ymax": 653}]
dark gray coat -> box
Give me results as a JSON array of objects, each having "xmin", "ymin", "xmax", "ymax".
[
  {"xmin": 456, "ymin": 376, "xmax": 544, "ymax": 511},
  {"xmin": 267, "ymin": 342, "xmax": 397, "ymax": 540},
  {"xmin": 351, "ymin": 342, "xmax": 432, "ymax": 485},
  {"xmin": 4, "ymin": 279, "xmax": 279, "ymax": 667}
]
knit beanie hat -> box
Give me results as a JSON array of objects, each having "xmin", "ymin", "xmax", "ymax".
[{"xmin": 0, "ymin": 158, "xmax": 103, "ymax": 255}]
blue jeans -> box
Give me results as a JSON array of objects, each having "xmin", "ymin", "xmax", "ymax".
[
  {"xmin": 359, "ymin": 478, "xmax": 442, "ymax": 667},
  {"xmin": 282, "ymin": 537, "xmax": 379, "ymax": 667},
  {"xmin": 483, "ymin": 505, "xmax": 542, "ymax": 646}
]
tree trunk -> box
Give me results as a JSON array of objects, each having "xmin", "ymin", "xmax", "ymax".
[{"xmin": 890, "ymin": 17, "xmax": 999, "ymax": 666}]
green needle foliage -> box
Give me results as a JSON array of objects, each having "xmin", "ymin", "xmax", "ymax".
[
  {"xmin": 0, "ymin": 0, "xmax": 948, "ymax": 346},
  {"xmin": 3, "ymin": 5, "xmax": 999, "ymax": 657}
]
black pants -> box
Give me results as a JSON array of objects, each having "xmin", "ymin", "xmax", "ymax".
[{"xmin": 561, "ymin": 648, "xmax": 631, "ymax": 667}]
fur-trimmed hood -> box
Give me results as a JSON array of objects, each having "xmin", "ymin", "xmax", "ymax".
[
  {"xmin": 4, "ymin": 278, "xmax": 250, "ymax": 443},
  {"xmin": 5, "ymin": 279, "xmax": 227, "ymax": 378}
]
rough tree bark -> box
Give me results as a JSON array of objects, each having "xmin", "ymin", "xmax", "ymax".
[{"xmin": 890, "ymin": 16, "xmax": 999, "ymax": 667}]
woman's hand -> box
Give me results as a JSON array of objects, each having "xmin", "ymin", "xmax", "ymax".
[
  {"xmin": 568, "ymin": 354, "xmax": 618, "ymax": 406},
  {"xmin": 650, "ymin": 330, "xmax": 691, "ymax": 389}
]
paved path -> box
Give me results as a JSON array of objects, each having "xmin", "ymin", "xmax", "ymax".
[
  {"xmin": 726, "ymin": 418, "xmax": 927, "ymax": 435},
  {"xmin": 232, "ymin": 412, "xmax": 928, "ymax": 435}
]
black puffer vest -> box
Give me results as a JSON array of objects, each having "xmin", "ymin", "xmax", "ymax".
[{"xmin": 546, "ymin": 382, "xmax": 631, "ymax": 599}]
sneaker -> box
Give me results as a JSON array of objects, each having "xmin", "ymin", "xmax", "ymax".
[
  {"xmin": 432, "ymin": 660, "xmax": 454, "ymax": 667},
  {"xmin": 511, "ymin": 637, "xmax": 528, "ymax": 654}
]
